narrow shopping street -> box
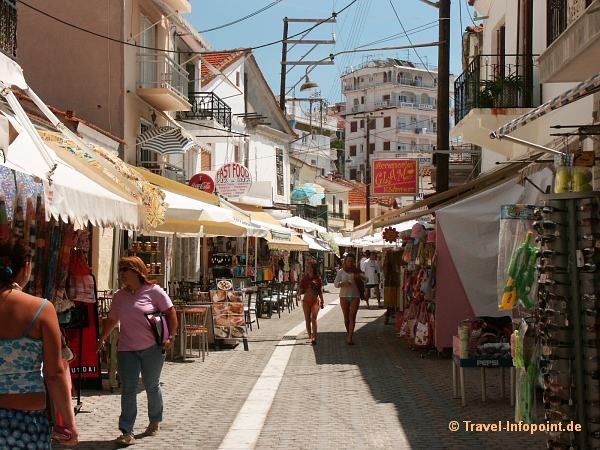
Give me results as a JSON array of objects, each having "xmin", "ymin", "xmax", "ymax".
[{"xmin": 61, "ymin": 286, "xmax": 545, "ymax": 450}]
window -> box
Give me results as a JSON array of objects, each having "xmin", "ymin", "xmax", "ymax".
[
  {"xmin": 235, "ymin": 71, "xmax": 240, "ymax": 87},
  {"xmin": 332, "ymin": 195, "xmax": 336, "ymax": 212},
  {"xmin": 349, "ymin": 145, "xmax": 357, "ymax": 156},
  {"xmin": 350, "ymin": 168, "xmax": 357, "ymax": 180},
  {"xmin": 383, "ymin": 141, "xmax": 390, "ymax": 151},
  {"xmin": 360, "ymin": 96, "xmax": 365, "ymax": 104},
  {"xmin": 338, "ymin": 199, "xmax": 343, "ymax": 215},
  {"xmin": 359, "ymin": 119, "xmax": 364, "ymax": 129},
  {"xmin": 234, "ymin": 144, "xmax": 241, "ymax": 162},
  {"xmin": 383, "ymin": 116, "xmax": 391, "ymax": 128},
  {"xmin": 276, "ymin": 148, "xmax": 284, "ymax": 196},
  {"xmin": 350, "ymin": 121, "xmax": 357, "ymax": 132},
  {"xmin": 383, "ymin": 72, "xmax": 388, "ymax": 83},
  {"xmin": 369, "ymin": 143, "xmax": 375, "ymax": 154},
  {"xmin": 369, "ymin": 119, "xmax": 376, "ymax": 130}
]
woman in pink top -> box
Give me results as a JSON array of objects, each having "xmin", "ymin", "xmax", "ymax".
[{"xmin": 97, "ymin": 256, "xmax": 177, "ymax": 446}]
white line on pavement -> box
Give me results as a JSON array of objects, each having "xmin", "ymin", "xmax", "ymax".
[{"xmin": 217, "ymin": 301, "xmax": 338, "ymax": 450}]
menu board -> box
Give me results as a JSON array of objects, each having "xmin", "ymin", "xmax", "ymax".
[{"xmin": 211, "ymin": 281, "xmax": 246, "ymax": 340}]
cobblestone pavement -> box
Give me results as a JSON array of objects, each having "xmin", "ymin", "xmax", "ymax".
[{"xmin": 59, "ymin": 287, "xmax": 546, "ymax": 450}]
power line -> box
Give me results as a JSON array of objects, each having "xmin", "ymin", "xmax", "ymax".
[
  {"xmin": 16, "ymin": 0, "xmax": 360, "ymax": 54},
  {"xmin": 198, "ymin": 0, "xmax": 284, "ymax": 33}
]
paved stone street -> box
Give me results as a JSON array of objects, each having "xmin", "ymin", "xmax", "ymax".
[{"xmin": 59, "ymin": 287, "xmax": 546, "ymax": 450}]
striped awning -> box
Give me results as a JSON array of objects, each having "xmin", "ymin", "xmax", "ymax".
[
  {"xmin": 137, "ymin": 126, "xmax": 197, "ymax": 155},
  {"xmin": 491, "ymin": 72, "xmax": 600, "ymax": 138}
]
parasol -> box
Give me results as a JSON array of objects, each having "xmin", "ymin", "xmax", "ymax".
[{"xmin": 290, "ymin": 182, "xmax": 325, "ymax": 206}]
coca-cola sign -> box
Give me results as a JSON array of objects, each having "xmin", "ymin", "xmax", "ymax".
[
  {"xmin": 188, "ymin": 173, "xmax": 215, "ymax": 193},
  {"xmin": 215, "ymin": 163, "xmax": 252, "ymax": 199}
]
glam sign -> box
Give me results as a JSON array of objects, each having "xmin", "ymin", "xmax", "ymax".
[{"xmin": 372, "ymin": 159, "xmax": 418, "ymax": 195}]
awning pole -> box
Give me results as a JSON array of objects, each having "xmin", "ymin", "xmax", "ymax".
[{"xmin": 489, "ymin": 132, "xmax": 566, "ymax": 157}]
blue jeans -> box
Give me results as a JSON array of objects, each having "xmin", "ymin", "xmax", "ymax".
[{"xmin": 117, "ymin": 344, "xmax": 165, "ymax": 434}]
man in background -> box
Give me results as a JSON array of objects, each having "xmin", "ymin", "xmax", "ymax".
[
  {"xmin": 363, "ymin": 251, "xmax": 381, "ymax": 309},
  {"xmin": 359, "ymin": 250, "xmax": 370, "ymax": 273}
]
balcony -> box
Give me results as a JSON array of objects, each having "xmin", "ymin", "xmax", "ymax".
[
  {"xmin": 454, "ymin": 54, "xmax": 538, "ymax": 124},
  {"xmin": 137, "ymin": 52, "xmax": 191, "ymax": 112},
  {"xmin": 291, "ymin": 204, "xmax": 328, "ymax": 230},
  {"xmin": 137, "ymin": 154, "xmax": 186, "ymax": 184},
  {"xmin": 430, "ymin": 144, "xmax": 482, "ymax": 188},
  {"xmin": 538, "ymin": 0, "xmax": 600, "ymax": 82},
  {"xmin": 177, "ymin": 92, "xmax": 232, "ymax": 137},
  {"xmin": 0, "ymin": 0, "xmax": 16, "ymax": 59}
]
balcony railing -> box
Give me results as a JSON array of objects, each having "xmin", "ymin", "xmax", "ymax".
[
  {"xmin": 177, "ymin": 92, "xmax": 231, "ymax": 131},
  {"xmin": 0, "ymin": 0, "xmax": 17, "ymax": 59},
  {"xmin": 291, "ymin": 204, "xmax": 328, "ymax": 228},
  {"xmin": 137, "ymin": 52, "xmax": 188, "ymax": 99},
  {"xmin": 328, "ymin": 211, "xmax": 350, "ymax": 220},
  {"xmin": 137, "ymin": 154, "xmax": 186, "ymax": 184},
  {"xmin": 454, "ymin": 53, "xmax": 538, "ymax": 124}
]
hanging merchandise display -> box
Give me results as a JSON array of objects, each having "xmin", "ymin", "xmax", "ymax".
[
  {"xmin": 533, "ymin": 193, "xmax": 600, "ymax": 449},
  {"xmin": 396, "ymin": 223, "xmax": 437, "ymax": 350},
  {"xmin": 498, "ymin": 205, "xmax": 540, "ymax": 310}
]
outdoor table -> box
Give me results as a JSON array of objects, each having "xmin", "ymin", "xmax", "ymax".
[
  {"xmin": 451, "ymin": 354, "xmax": 515, "ymax": 407},
  {"xmin": 173, "ymin": 305, "xmax": 213, "ymax": 362}
]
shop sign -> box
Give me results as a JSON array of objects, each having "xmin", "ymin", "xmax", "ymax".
[
  {"xmin": 372, "ymin": 159, "xmax": 418, "ymax": 196},
  {"xmin": 382, "ymin": 227, "xmax": 400, "ymax": 243},
  {"xmin": 188, "ymin": 172, "xmax": 215, "ymax": 193},
  {"xmin": 215, "ymin": 163, "xmax": 252, "ymax": 199}
]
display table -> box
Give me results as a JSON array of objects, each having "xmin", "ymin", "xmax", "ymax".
[{"xmin": 451, "ymin": 355, "xmax": 515, "ymax": 407}]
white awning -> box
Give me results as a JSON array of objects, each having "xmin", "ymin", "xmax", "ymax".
[
  {"xmin": 155, "ymin": 188, "xmax": 266, "ymax": 237},
  {"xmin": 302, "ymin": 233, "xmax": 331, "ymax": 252},
  {"xmin": 280, "ymin": 215, "xmax": 327, "ymax": 234},
  {"xmin": 3, "ymin": 123, "xmax": 140, "ymax": 229},
  {"xmin": 491, "ymin": 72, "xmax": 600, "ymax": 138}
]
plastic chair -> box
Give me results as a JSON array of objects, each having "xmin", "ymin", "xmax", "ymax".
[{"xmin": 183, "ymin": 307, "xmax": 209, "ymax": 361}]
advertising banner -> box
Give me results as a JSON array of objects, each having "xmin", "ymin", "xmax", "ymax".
[{"xmin": 372, "ymin": 159, "xmax": 418, "ymax": 195}]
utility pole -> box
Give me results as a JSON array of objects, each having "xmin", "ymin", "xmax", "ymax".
[
  {"xmin": 365, "ymin": 118, "xmax": 371, "ymax": 221},
  {"xmin": 435, "ymin": 0, "xmax": 450, "ymax": 192},
  {"xmin": 278, "ymin": 17, "xmax": 336, "ymax": 111},
  {"xmin": 279, "ymin": 18, "xmax": 289, "ymax": 111}
]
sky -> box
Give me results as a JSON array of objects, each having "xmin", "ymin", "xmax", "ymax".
[{"xmin": 189, "ymin": 0, "xmax": 478, "ymax": 104}]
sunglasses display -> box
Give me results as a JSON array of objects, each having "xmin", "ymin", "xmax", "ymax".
[{"xmin": 534, "ymin": 194, "xmax": 600, "ymax": 449}]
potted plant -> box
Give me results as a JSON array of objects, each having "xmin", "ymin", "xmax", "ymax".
[{"xmin": 478, "ymin": 74, "xmax": 524, "ymax": 108}]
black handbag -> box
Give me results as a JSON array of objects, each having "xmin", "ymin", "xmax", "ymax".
[{"xmin": 145, "ymin": 311, "xmax": 169, "ymax": 346}]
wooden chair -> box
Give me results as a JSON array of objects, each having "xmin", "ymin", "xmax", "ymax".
[
  {"xmin": 261, "ymin": 283, "xmax": 284, "ymax": 318},
  {"xmin": 244, "ymin": 290, "xmax": 260, "ymax": 331},
  {"xmin": 183, "ymin": 307, "xmax": 209, "ymax": 361}
]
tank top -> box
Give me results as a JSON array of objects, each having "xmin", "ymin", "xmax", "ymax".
[{"xmin": 0, "ymin": 299, "xmax": 47, "ymax": 394}]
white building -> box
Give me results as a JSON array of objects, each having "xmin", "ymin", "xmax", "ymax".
[
  {"xmin": 453, "ymin": 0, "xmax": 599, "ymax": 173},
  {"xmin": 341, "ymin": 58, "xmax": 440, "ymax": 206}
]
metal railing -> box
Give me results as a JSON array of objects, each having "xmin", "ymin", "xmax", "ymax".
[
  {"xmin": 137, "ymin": 51, "xmax": 188, "ymax": 100},
  {"xmin": 328, "ymin": 211, "xmax": 350, "ymax": 220},
  {"xmin": 291, "ymin": 204, "xmax": 328, "ymax": 228},
  {"xmin": 177, "ymin": 92, "xmax": 232, "ymax": 131},
  {"xmin": 454, "ymin": 53, "xmax": 538, "ymax": 124},
  {"xmin": 137, "ymin": 158, "xmax": 186, "ymax": 183},
  {"xmin": 0, "ymin": 0, "xmax": 17, "ymax": 59}
]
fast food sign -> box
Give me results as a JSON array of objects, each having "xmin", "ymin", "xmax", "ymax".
[
  {"xmin": 372, "ymin": 159, "xmax": 418, "ymax": 196},
  {"xmin": 215, "ymin": 163, "xmax": 252, "ymax": 199}
]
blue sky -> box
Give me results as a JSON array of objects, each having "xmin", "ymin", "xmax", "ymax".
[{"xmin": 189, "ymin": 0, "xmax": 477, "ymax": 104}]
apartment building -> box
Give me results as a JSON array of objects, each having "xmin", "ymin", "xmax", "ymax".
[{"xmin": 341, "ymin": 58, "xmax": 439, "ymax": 206}]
